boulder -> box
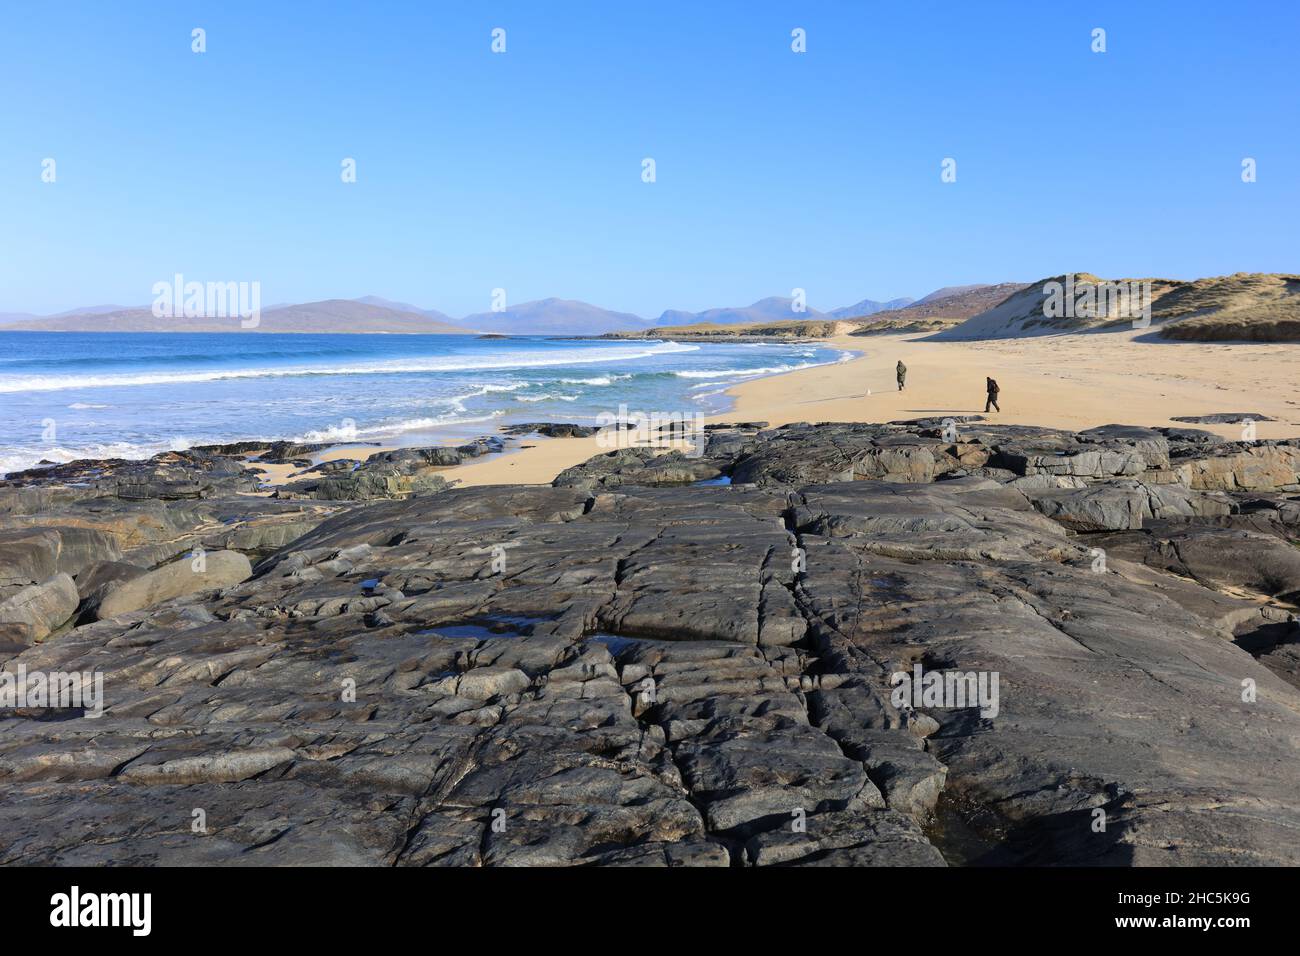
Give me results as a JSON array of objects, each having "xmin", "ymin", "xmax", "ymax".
[
  {"xmin": 1024, "ymin": 480, "xmax": 1234, "ymax": 532},
  {"xmin": 0, "ymin": 528, "xmax": 62, "ymax": 588},
  {"xmin": 1174, "ymin": 443, "xmax": 1300, "ymax": 492},
  {"xmin": 97, "ymin": 550, "xmax": 252, "ymax": 619},
  {"xmin": 0, "ymin": 573, "xmax": 78, "ymax": 643},
  {"xmin": 74, "ymin": 560, "xmax": 149, "ymax": 620}
]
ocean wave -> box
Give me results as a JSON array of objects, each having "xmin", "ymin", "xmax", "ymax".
[
  {"xmin": 296, "ymin": 411, "xmax": 507, "ymax": 443},
  {"xmin": 517, "ymin": 393, "xmax": 579, "ymax": 402},
  {"xmin": 0, "ymin": 344, "xmax": 384, "ymax": 371},
  {"xmin": 0, "ymin": 407, "xmax": 519, "ymax": 475},
  {"xmin": 0, "ymin": 342, "xmax": 700, "ymax": 393},
  {"xmin": 556, "ymin": 374, "xmax": 632, "ymax": 386},
  {"xmin": 672, "ymin": 350, "xmax": 854, "ymax": 388},
  {"xmin": 673, "ymin": 360, "xmax": 824, "ymax": 380},
  {"xmin": 0, "ymin": 439, "xmax": 196, "ymax": 478},
  {"xmin": 429, "ymin": 382, "xmax": 531, "ymax": 414}
]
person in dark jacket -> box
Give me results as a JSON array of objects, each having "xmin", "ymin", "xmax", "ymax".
[
  {"xmin": 985, "ymin": 376, "xmax": 1000, "ymax": 412},
  {"xmin": 896, "ymin": 360, "xmax": 907, "ymax": 391}
]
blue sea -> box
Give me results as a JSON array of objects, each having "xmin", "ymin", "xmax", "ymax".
[{"xmin": 0, "ymin": 332, "xmax": 850, "ymax": 476}]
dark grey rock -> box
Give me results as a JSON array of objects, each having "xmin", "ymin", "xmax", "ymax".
[
  {"xmin": 0, "ymin": 572, "xmax": 78, "ymax": 644},
  {"xmin": 3, "ymin": 419, "xmax": 1300, "ymax": 867},
  {"xmin": 502, "ymin": 423, "xmax": 599, "ymax": 439},
  {"xmin": 1171, "ymin": 413, "xmax": 1275, "ymax": 424}
]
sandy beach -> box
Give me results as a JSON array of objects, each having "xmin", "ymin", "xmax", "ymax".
[{"xmin": 407, "ymin": 329, "xmax": 1299, "ymax": 488}]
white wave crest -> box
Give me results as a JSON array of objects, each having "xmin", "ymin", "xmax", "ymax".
[
  {"xmin": 0, "ymin": 438, "xmax": 196, "ymax": 478},
  {"xmin": 0, "ymin": 342, "xmax": 700, "ymax": 394},
  {"xmin": 556, "ymin": 374, "xmax": 631, "ymax": 386},
  {"xmin": 673, "ymin": 361, "xmax": 823, "ymax": 380},
  {"xmin": 297, "ymin": 411, "xmax": 506, "ymax": 443}
]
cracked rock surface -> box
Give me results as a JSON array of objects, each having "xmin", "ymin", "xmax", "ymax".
[{"xmin": 1, "ymin": 420, "xmax": 1298, "ymax": 865}]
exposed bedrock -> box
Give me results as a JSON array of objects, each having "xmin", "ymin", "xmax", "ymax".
[{"xmin": 0, "ymin": 419, "xmax": 1297, "ymax": 865}]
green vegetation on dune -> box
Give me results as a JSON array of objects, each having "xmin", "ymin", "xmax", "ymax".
[
  {"xmin": 934, "ymin": 272, "xmax": 1300, "ymax": 342},
  {"xmin": 1154, "ymin": 273, "xmax": 1300, "ymax": 342}
]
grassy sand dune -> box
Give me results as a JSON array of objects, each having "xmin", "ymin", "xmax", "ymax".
[
  {"xmin": 1156, "ymin": 273, "xmax": 1300, "ymax": 341},
  {"xmin": 936, "ymin": 272, "xmax": 1300, "ymax": 342}
]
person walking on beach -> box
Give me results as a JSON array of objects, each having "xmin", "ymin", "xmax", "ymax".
[
  {"xmin": 896, "ymin": 360, "xmax": 907, "ymax": 391},
  {"xmin": 985, "ymin": 376, "xmax": 1001, "ymax": 412}
]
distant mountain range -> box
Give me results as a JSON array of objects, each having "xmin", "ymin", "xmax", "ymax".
[
  {"xmin": 9, "ymin": 276, "xmax": 1291, "ymax": 341},
  {"xmin": 3, "ymin": 291, "xmax": 913, "ymax": 334},
  {"xmin": 462, "ymin": 298, "xmax": 651, "ymax": 336},
  {"xmin": 0, "ymin": 287, "xmax": 1026, "ymax": 335},
  {"xmin": 2, "ymin": 300, "xmax": 465, "ymax": 334},
  {"xmin": 353, "ymin": 295, "xmax": 457, "ymax": 324},
  {"xmin": 827, "ymin": 296, "xmax": 915, "ymax": 319},
  {"xmin": 651, "ymin": 296, "xmax": 824, "ymax": 327},
  {"xmin": 0, "ymin": 304, "xmax": 129, "ymax": 325}
]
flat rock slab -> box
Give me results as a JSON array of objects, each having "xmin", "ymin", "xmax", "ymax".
[
  {"xmin": 97, "ymin": 550, "xmax": 252, "ymax": 619},
  {"xmin": 2, "ymin": 421, "xmax": 1299, "ymax": 866}
]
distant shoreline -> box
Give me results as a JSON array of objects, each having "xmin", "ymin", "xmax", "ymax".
[
  {"xmin": 0, "ymin": 327, "xmax": 475, "ymax": 336},
  {"xmin": 5, "ymin": 325, "xmax": 1296, "ymax": 485},
  {"xmin": 596, "ymin": 333, "xmax": 832, "ymax": 343}
]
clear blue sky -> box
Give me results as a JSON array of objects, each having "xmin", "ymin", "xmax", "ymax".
[{"xmin": 2, "ymin": 0, "xmax": 1296, "ymax": 317}]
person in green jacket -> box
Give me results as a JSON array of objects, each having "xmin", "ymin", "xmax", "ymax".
[{"xmin": 896, "ymin": 360, "xmax": 907, "ymax": 391}]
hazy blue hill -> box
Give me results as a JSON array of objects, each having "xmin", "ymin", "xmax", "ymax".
[
  {"xmin": 653, "ymin": 296, "xmax": 828, "ymax": 327},
  {"xmin": 458, "ymin": 298, "xmax": 652, "ymax": 335},
  {"xmin": 1, "ymin": 304, "xmax": 132, "ymax": 326},
  {"xmin": 914, "ymin": 285, "xmax": 991, "ymax": 305},
  {"xmin": 354, "ymin": 296, "xmax": 458, "ymax": 325},
  {"xmin": 6, "ymin": 299, "xmax": 466, "ymax": 334},
  {"xmin": 827, "ymin": 296, "xmax": 914, "ymax": 319}
]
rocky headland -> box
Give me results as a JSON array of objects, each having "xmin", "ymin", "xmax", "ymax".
[{"xmin": 1, "ymin": 417, "xmax": 1298, "ymax": 865}]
